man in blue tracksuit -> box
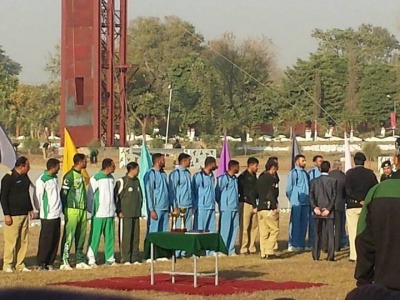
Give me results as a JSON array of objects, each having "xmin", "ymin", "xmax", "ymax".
[
  {"xmin": 169, "ymin": 153, "xmax": 192, "ymax": 257},
  {"xmin": 216, "ymin": 160, "xmax": 240, "ymax": 256},
  {"xmin": 286, "ymin": 154, "xmax": 310, "ymax": 252},
  {"xmin": 193, "ymin": 157, "xmax": 217, "ymax": 255},
  {"xmin": 307, "ymin": 155, "xmax": 323, "ymax": 249},
  {"xmin": 144, "ymin": 153, "xmax": 171, "ymax": 234}
]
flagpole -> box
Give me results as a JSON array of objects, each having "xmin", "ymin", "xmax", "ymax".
[{"xmin": 165, "ymin": 84, "xmax": 173, "ymax": 148}]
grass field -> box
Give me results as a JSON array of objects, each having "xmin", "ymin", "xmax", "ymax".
[{"xmin": 0, "ymin": 213, "xmax": 356, "ymax": 300}]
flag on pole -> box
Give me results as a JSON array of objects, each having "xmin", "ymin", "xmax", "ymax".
[
  {"xmin": 217, "ymin": 134, "xmax": 231, "ymax": 177},
  {"xmin": 344, "ymin": 132, "xmax": 352, "ymax": 172},
  {"xmin": 290, "ymin": 131, "xmax": 301, "ymax": 170},
  {"xmin": 0, "ymin": 124, "xmax": 17, "ymax": 169},
  {"xmin": 62, "ymin": 128, "xmax": 90, "ymax": 184},
  {"xmin": 139, "ymin": 139, "xmax": 152, "ymax": 218}
]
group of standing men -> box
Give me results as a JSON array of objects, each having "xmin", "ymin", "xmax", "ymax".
[
  {"xmin": 0, "ymin": 154, "xmax": 143, "ymax": 272},
  {"xmin": 287, "ymin": 152, "xmax": 378, "ymax": 262},
  {"xmin": 145, "ymin": 153, "xmax": 281, "ymax": 259}
]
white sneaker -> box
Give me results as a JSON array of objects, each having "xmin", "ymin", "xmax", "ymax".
[
  {"xmin": 60, "ymin": 264, "xmax": 73, "ymax": 271},
  {"xmin": 19, "ymin": 267, "xmax": 31, "ymax": 273},
  {"xmin": 288, "ymin": 246, "xmax": 303, "ymax": 253},
  {"xmin": 123, "ymin": 262, "xmax": 131, "ymax": 266},
  {"xmin": 76, "ymin": 262, "xmax": 92, "ymax": 270},
  {"xmin": 229, "ymin": 253, "xmax": 238, "ymax": 257},
  {"xmin": 133, "ymin": 261, "xmax": 142, "ymax": 265},
  {"xmin": 89, "ymin": 263, "xmax": 98, "ymax": 269},
  {"xmin": 3, "ymin": 267, "xmax": 13, "ymax": 273},
  {"xmin": 105, "ymin": 261, "xmax": 118, "ymax": 266},
  {"xmin": 156, "ymin": 257, "xmax": 170, "ymax": 262},
  {"xmin": 146, "ymin": 259, "xmax": 153, "ymax": 264}
]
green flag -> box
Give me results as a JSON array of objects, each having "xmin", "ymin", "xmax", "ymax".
[{"xmin": 139, "ymin": 139, "xmax": 152, "ymax": 218}]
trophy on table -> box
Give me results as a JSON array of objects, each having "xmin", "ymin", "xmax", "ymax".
[
  {"xmin": 179, "ymin": 207, "xmax": 188, "ymax": 232},
  {"xmin": 170, "ymin": 210, "xmax": 180, "ymax": 232}
]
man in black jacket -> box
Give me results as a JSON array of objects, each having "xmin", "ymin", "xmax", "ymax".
[
  {"xmin": 309, "ymin": 161, "xmax": 337, "ymax": 261},
  {"xmin": 238, "ymin": 157, "xmax": 259, "ymax": 255},
  {"xmin": 0, "ymin": 157, "xmax": 34, "ymax": 273},
  {"xmin": 257, "ymin": 160, "xmax": 279, "ymax": 259},
  {"xmin": 346, "ymin": 152, "xmax": 400, "ymax": 299},
  {"xmin": 345, "ymin": 152, "xmax": 378, "ymax": 262},
  {"xmin": 329, "ymin": 160, "xmax": 347, "ymax": 252},
  {"xmin": 116, "ymin": 162, "xmax": 143, "ymax": 265}
]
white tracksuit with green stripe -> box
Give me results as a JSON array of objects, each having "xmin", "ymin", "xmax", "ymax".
[
  {"xmin": 87, "ymin": 170, "xmax": 116, "ymax": 265},
  {"xmin": 34, "ymin": 171, "xmax": 62, "ymax": 219}
]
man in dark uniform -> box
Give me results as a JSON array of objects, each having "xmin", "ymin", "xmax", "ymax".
[
  {"xmin": 346, "ymin": 149, "xmax": 400, "ymax": 299},
  {"xmin": 329, "ymin": 160, "xmax": 347, "ymax": 252},
  {"xmin": 380, "ymin": 160, "xmax": 393, "ymax": 182},
  {"xmin": 238, "ymin": 157, "xmax": 259, "ymax": 255},
  {"xmin": 256, "ymin": 159, "xmax": 279, "ymax": 259},
  {"xmin": 344, "ymin": 152, "xmax": 378, "ymax": 262},
  {"xmin": 309, "ymin": 161, "xmax": 337, "ymax": 261},
  {"xmin": 116, "ymin": 162, "xmax": 143, "ymax": 265}
]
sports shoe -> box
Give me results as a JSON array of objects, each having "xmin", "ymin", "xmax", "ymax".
[
  {"xmin": 304, "ymin": 247, "xmax": 312, "ymax": 252},
  {"xmin": 89, "ymin": 263, "xmax": 98, "ymax": 269},
  {"xmin": 46, "ymin": 265, "xmax": 54, "ymax": 271},
  {"xmin": 156, "ymin": 257, "xmax": 170, "ymax": 262},
  {"xmin": 18, "ymin": 267, "xmax": 31, "ymax": 273},
  {"xmin": 76, "ymin": 262, "xmax": 92, "ymax": 270},
  {"xmin": 288, "ymin": 246, "xmax": 303, "ymax": 253},
  {"xmin": 123, "ymin": 262, "xmax": 131, "ymax": 266},
  {"xmin": 3, "ymin": 267, "xmax": 13, "ymax": 273},
  {"xmin": 133, "ymin": 261, "xmax": 142, "ymax": 265},
  {"xmin": 145, "ymin": 259, "xmax": 153, "ymax": 263},
  {"xmin": 105, "ymin": 261, "xmax": 118, "ymax": 266},
  {"xmin": 37, "ymin": 265, "xmax": 47, "ymax": 271},
  {"xmin": 229, "ymin": 253, "xmax": 238, "ymax": 257},
  {"xmin": 60, "ymin": 264, "xmax": 73, "ymax": 271}
]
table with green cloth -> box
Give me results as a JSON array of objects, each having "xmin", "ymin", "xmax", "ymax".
[{"xmin": 144, "ymin": 232, "xmax": 228, "ymax": 287}]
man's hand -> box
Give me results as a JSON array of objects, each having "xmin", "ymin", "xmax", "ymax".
[
  {"xmin": 150, "ymin": 210, "xmax": 158, "ymax": 220},
  {"xmin": 314, "ymin": 207, "xmax": 322, "ymax": 216},
  {"xmin": 118, "ymin": 212, "xmax": 124, "ymax": 218},
  {"xmin": 29, "ymin": 211, "xmax": 34, "ymax": 220},
  {"xmin": 253, "ymin": 207, "xmax": 258, "ymax": 214},
  {"xmin": 4, "ymin": 215, "xmax": 12, "ymax": 226},
  {"xmin": 321, "ymin": 209, "xmax": 330, "ymax": 217},
  {"xmin": 174, "ymin": 208, "xmax": 180, "ymax": 213},
  {"xmin": 360, "ymin": 201, "xmax": 365, "ymax": 206}
]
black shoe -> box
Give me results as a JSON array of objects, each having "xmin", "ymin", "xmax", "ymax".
[
  {"xmin": 265, "ymin": 254, "xmax": 278, "ymax": 260},
  {"xmin": 327, "ymin": 258, "xmax": 335, "ymax": 262}
]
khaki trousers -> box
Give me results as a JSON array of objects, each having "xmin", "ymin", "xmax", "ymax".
[
  {"xmin": 239, "ymin": 202, "xmax": 259, "ymax": 253},
  {"xmin": 346, "ymin": 208, "xmax": 362, "ymax": 261},
  {"xmin": 3, "ymin": 215, "xmax": 29, "ymax": 270},
  {"xmin": 258, "ymin": 210, "xmax": 279, "ymax": 257}
]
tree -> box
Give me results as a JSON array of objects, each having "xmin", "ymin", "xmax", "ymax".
[
  {"xmin": 126, "ymin": 16, "xmax": 204, "ymax": 139},
  {"xmin": 205, "ymin": 33, "xmax": 276, "ymax": 141}
]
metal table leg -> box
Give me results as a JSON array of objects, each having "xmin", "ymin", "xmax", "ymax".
[
  {"xmin": 171, "ymin": 252, "xmax": 175, "ymax": 283},
  {"xmin": 150, "ymin": 243, "xmax": 154, "ymax": 285},
  {"xmin": 193, "ymin": 255, "xmax": 197, "ymax": 288},
  {"xmin": 215, "ymin": 252, "xmax": 219, "ymax": 286}
]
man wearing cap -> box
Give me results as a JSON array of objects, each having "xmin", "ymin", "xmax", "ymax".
[
  {"xmin": 380, "ymin": 160, "xmax": 393, "ymax": 182},
  {"xmin": 344, "ymin": 152, "xmax": 378, "ymax": 262}
]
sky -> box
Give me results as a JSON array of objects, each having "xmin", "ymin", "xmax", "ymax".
[{"xmin": 0, "ymin": 0, "xmax": 399, "ymax": 84}]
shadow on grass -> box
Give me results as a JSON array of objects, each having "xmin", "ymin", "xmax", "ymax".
[{"xmin": 219, "ymin": 269, "xmax": 268, "ymax": 279}]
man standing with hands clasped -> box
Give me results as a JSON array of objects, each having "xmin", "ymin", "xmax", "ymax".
[
  {"xmin": 1, "ymin": 157, "xmax": 34, "ymax": 273},
  {"xmin": 116, "ymin": 162, "xmax": 143, "ymax": 265},
  {"xmin": 309, "ymin": 161, "xmax": 337, "ymax": 261}
]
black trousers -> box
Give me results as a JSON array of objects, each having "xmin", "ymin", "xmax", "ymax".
[
  {"xmin": 312, "ymin": 218, "xmax": 334, "ymax": 261},
  {"xmin": 334, "ymin": 210, "xmax": 344, "ymax": 251},
  {"xmin": 37, "ymin": 218, "xmax": 61, "ymax": 266},
  {"xmin": 119, "ymin": 217, "xmax": 140, "ymax": 263}
]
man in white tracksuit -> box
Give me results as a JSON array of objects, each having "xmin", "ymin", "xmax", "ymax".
[
  {"xmin": 34, "ymin": 158, "xmax": 62, "ymax": 270},
  {"xmin": 87, "ymin": 158, "xmax": 116, "ymax": 267}
]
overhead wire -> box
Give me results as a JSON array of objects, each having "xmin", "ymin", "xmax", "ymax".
[{"xmin": 177, "ymin": 23, "xmax": 345, "ymax": 134}]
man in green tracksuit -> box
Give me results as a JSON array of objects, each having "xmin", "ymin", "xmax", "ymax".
[
  {"xmin": 116, "ymin": 162, "xmax": 143, "ymax": 265},
  {"xmin": 60, "ymin": 153, "xmax": 90, "ymax": 270},
  {"xmin": 87, "ymin": 158, "xmax": 116, "ymax": 267}
]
